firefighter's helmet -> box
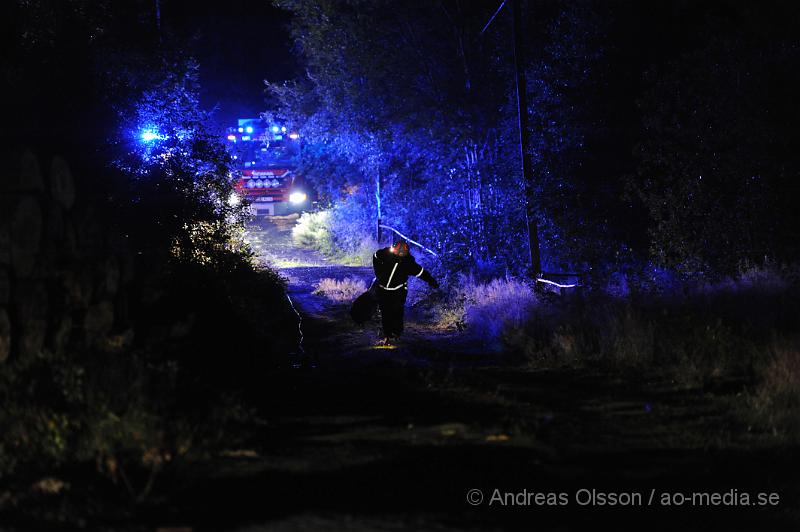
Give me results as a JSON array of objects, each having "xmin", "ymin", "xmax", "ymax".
[{"xmin": 391, "ymin": 240, "xmax": 410, "ymax": 257}]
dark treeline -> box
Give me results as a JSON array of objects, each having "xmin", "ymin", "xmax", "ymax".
[
  {"xmin": 268, "ymin": 0, "xmax": 800, "ymax": 280},
  {"xmin": 1, "ymin": 0, "xmax": 296, "ymax": 508}
]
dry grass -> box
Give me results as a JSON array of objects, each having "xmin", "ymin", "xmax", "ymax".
[
  {"xmin": 463, "ymin": 277, "xmax": 537, "ymax": 340},
  {"xmin": 313, "ymin": 277, "xmax": 368, "ymax": 304},
  {"xmin": 433, "ymin": 275, "xmax": 538, "ymax": 344},
  {"xmin": 749, "ymin": 342, "xmax": 800, "ymax": 438}
]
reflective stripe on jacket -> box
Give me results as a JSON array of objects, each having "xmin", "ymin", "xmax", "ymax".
[{"xmin": 372, "ymin": 247, "xmax": 436, "ymax": 290}]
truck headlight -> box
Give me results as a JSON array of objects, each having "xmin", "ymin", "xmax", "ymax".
[{"xmin": 289, "ymin": 191, "xmax": 307, "ymax": 204}]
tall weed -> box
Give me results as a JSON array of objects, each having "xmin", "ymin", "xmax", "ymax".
[
  {"xmin": 434, "ymin": 275, "xmax": 537, "ymax": 347},
  {"xmin": 748, "ymin": 342, "xmax": 800, "ymax": 439},
  {"xmin": 314, "ymin": 277, "xmax": 368, "ymax": 303}
]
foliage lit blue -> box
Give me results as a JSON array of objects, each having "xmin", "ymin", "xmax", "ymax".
[{"xmin": 268, "ymin": 1, "xmax": 607, "ymax": 278}]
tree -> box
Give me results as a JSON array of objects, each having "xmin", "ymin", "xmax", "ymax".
[
  {"xmin": 111, "ymin": 53, "xmax": 247, "ymax": 269},
  {"xmin": 269, "ymin": 0, "xmax": 605, "ymax": 276},
  {"xmin": 631, "ymin": 35, "xmax": 800, "ymax": 275}
]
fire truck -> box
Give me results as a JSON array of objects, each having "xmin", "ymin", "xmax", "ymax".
[{"xmin": 226, "ymin": 118, "xmax": 310, "ymax": 216}]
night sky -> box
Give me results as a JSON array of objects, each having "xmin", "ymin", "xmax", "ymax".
[
  {"xmin": 144, "ymin": 1, "xmax": 745, "ymax": 129},
  {"xmin": 160, "ymin": 0, "xmax": 298, "ymax": 127}
]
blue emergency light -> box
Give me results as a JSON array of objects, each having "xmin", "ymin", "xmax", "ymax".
[{"xmin": 141, "ymin": 130, "xmax": 160, "ymax": 142}]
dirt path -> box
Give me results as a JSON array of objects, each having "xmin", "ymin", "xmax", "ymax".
[{"xmin": 168, "ymin": 217, "xmax": 798, "ymax": 532}]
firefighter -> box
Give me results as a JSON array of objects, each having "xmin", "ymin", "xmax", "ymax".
[{"xmin": 372, "ymin": 240, "xmax": 439, "ymax": 345}]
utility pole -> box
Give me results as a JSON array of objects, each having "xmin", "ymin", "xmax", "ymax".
[
  {"xmin": 376, "ymin": 167, "xmax": 383, "ymax": 244},
  {"xmin": 155, "ymin": 0, "xmax": 162, "ymax": 42},
  {"xmin": 511, "ymin": 0, "xmax": 541, "ymax": 275}
]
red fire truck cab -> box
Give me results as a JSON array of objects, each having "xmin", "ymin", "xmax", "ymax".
[{"xmin": 227, "ymin": 118, "xmax": 310, "ymax": 216}]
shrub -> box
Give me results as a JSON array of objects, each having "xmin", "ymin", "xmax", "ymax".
[
  {"xmin": 292, "ymin": 210, "xmax": 334, "ymax": 255},
  {"xmin": 292, "ymin": 208, "xmax": 379, "ymax": 266},
  {"xmin": 328, "ymin": 203, "xmax": 380, "ymax": 266},
  {"xmin": 0, "ymin": 250, "xmax": 292, "ymax": 502}
]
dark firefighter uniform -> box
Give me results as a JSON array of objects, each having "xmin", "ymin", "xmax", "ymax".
[{"xmin": 372, "ymin": 242, "xmax": 438, "ymax": 338}]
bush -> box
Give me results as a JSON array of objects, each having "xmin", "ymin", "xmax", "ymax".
[
  {"xmin": 328, "ymin": 203, "xmax": 380, "ymax": 266},
  {"xmin": 0, "ymin": 250, "xmax": 293, "ymax": 503},
  {"xmin": 292, "ymin": 208, "xmax": 379, "ymax": 266},
  {"xmin": 292, "ymin": 210, "xmax": 334, "ymax": 255}
]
